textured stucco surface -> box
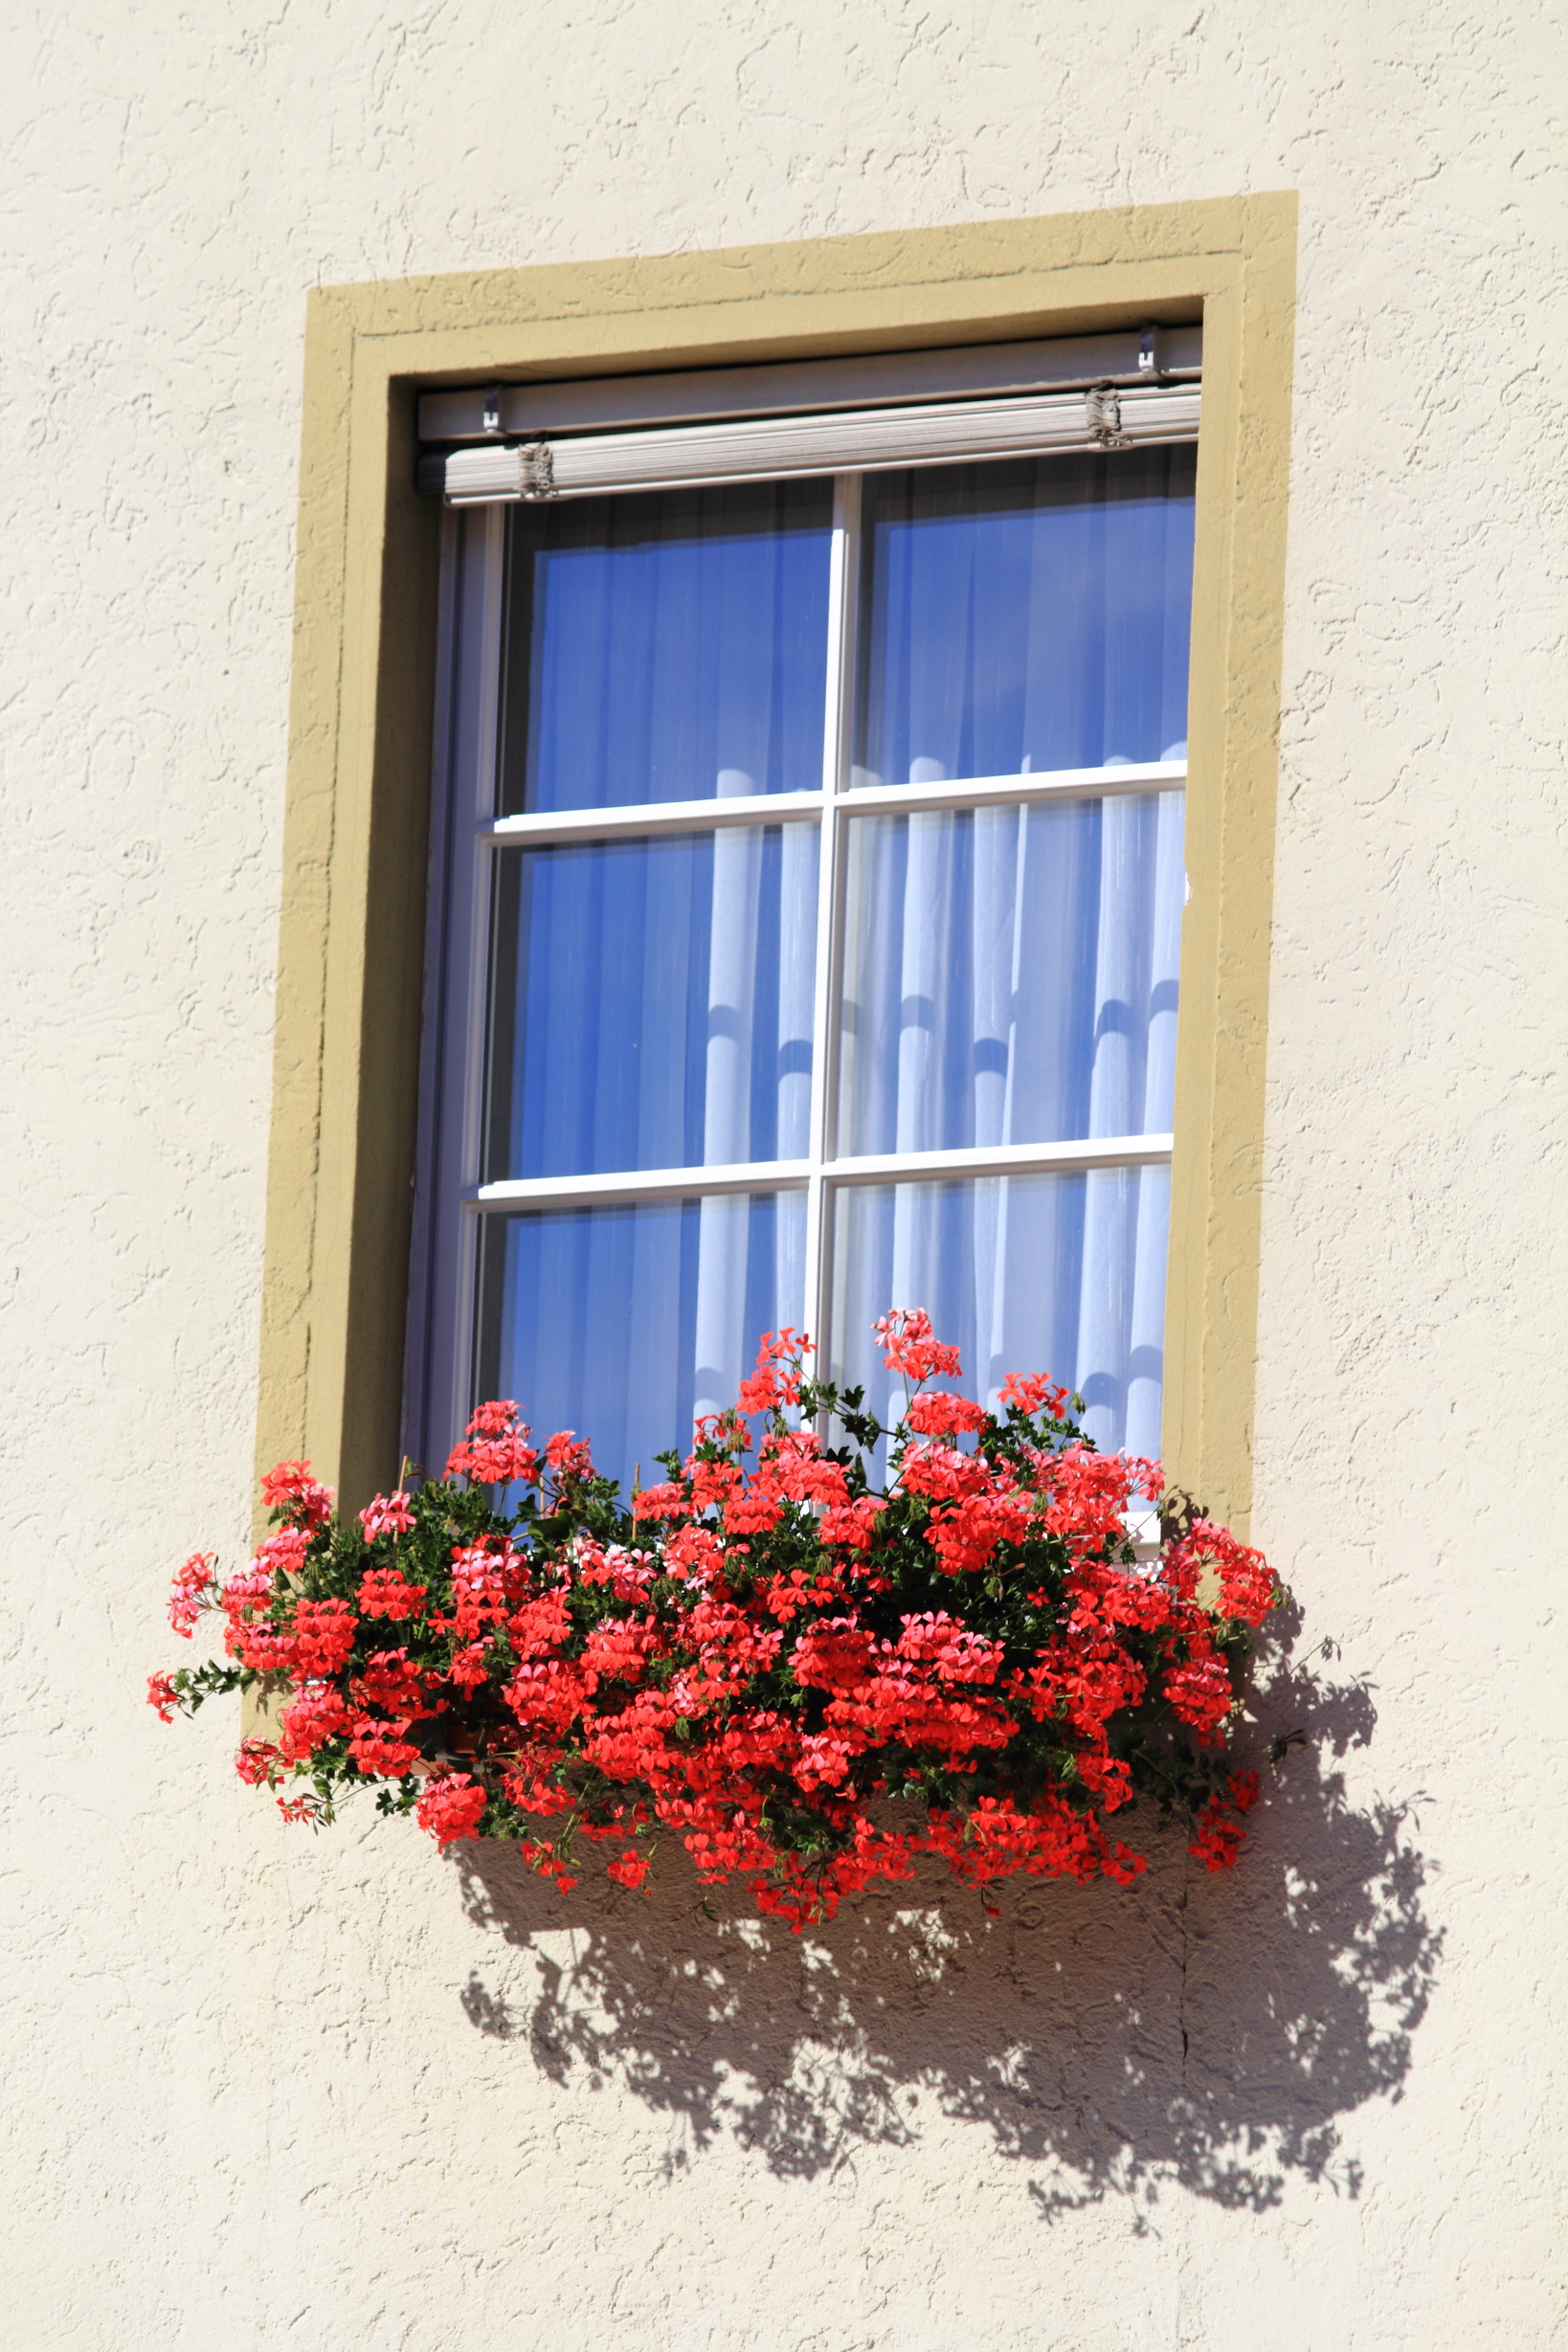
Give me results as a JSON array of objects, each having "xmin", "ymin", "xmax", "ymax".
[{"xmin": 2, "ymin": 6, "xmax": 1564, "ymax": 2348}]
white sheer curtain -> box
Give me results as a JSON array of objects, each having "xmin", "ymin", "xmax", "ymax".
[
  {"xmin": 480, "ymin": 783, "xmax": 817, "ymax": 1479},
  {"xmin": 1073, "ymin": 785, "xmax": 1184, "ymax": 1455},
  {"xmin": 488, "ymin": 817, "xmax": 818, "ymax": 1181},
  {"xmin": 694, "ymin": 771, "xmax": 812, "ymax": 1420},
  {"xmin": 840, "ymin": 795, "xmax": 1182, "ymax": 1159},
  {"xmin": 478, "ymin": 1190, "xmax": 807, "ymax": 1499},
  {"xmin": 471, "ymin": 445, "xmax": 1195, "ymax": 1485},
  {"xmin": 854, "ymin": 447, "xmax": 1196, "ymax": 786},
  {"xmin": 502, "ymin": 482, "xmax": 832, "ymax": 814},
  {"xmin": 836, "ymin": 441, "xmax": 1194, "ymax": 1456},
  {"xmin": 836, "ymin": 789, "xmax": 1181, "ymax": 1449}
]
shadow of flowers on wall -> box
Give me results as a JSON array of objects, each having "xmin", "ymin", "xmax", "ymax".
[{"xmin": 453, "ymin": 1646, "xmax": 1441, "ymax": 2222}]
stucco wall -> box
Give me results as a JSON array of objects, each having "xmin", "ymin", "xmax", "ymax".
[{"xmin": 3, "ymin": 5, "xmax": 1563, "ymax": 2347}]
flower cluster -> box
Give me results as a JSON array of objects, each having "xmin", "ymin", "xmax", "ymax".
[{"xmin": 149, "ymin": 1318, "xmax": 1285, "ymax": 1927}]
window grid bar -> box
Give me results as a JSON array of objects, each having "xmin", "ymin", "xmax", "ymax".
[
  {"xmin": 473, "ymin": 758, "xmax": 1187, "ymax": 849},
  {"xmin": 803, "ymin": 473, "xmax": 861, "ymax": 1361},
  {"xmin": 836, "ymin": 759, "xmax": 1185, "ymax": 816},
  {"xmin": 823, "ymin": 1134, "xmax": 1176, "ymax": 1185},
  {"xmin": 473, "ymin": 1160, "xmax": 814, "ymax": 1210},
  {"xmin": 467, "ymin": 1134, "xmax": 1175, "ymax": 1212}
]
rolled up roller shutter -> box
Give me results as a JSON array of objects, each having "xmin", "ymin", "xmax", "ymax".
[{"xmin": 417, "ymin": 381, "xmax": 1201, "ymax": 505}]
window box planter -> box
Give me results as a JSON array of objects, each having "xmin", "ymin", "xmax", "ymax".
[{"xmin": 152, "ymin": 1318, "xmax": 1282, "ymax": 1928}]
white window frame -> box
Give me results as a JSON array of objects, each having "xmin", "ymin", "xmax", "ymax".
[{"xmin": 405, "ymin": 399, "xmax": 1195, "ymax": 1477}]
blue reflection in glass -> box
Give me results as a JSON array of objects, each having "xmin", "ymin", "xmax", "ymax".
[
  {"xmin": 855, "ymin": 447, "xmax": 1195, "ymax": 784},
  {"xmin": 831, "ymin": 1165, "xmax": 1170, "ymax": 1472},
  {"xmin": 839, "ymin": 792, "xmax": 1182, "ymax": 1155},
  {"xmin": 501, "ymin": 481, "xmax": 833, "ymax": 814},
  {"xmin": 483, "ymin": 824, "xmax": 818, "ymax": 1181},
  {"xmin": 475, "ymin": 1192, "xmax": 807, "ymax": 1499}
]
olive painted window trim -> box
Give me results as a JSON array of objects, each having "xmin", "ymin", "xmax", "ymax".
[{"xmin": 256, "ymin": 195, "xmax": 1296, "ymax": 1534}]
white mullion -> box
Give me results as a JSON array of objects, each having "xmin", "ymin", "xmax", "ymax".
[
  {"xmin": 471, "ymin": 762, "xmax": 1184, "ymax": 854},
  {"xmin": 481, "ymin": 788, "xmax": 824, "ymax": 847},
  {"xmin": 472, "ymin": 1160, "xmax": 811, "ymax": 1210},
  {"xmin": 462, "ymin": 1134, "xmax": 1172, "ymax": 1217},
  {"xmin": 825, "ymin": 1134, "xmax": 1174, "ymax": 1187},
  {"xmin": 803, "ymin": 473, "xmax": 860, "ymax": 1373},
  {"xmin": 841, "ymin": 760, "xmax": 1186, "ymax": 818}
]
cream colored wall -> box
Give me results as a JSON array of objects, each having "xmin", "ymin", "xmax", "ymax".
[{"xmin": 3, "ymin": 6, "xmax": 1562, "ymax": 2349}]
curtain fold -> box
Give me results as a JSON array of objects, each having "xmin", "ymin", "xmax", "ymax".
[
  {"xmin": 839, "ymin": 792, "xmax": 1182, "ymax": 1160},
  {"xmin": 696, "ymin": 781, "xmax": 771, "ymax": 1418}
]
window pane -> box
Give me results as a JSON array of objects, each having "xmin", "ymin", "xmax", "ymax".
[
  {"xmin": 473, "ymin": 1192, "xmax": 807, "ymax": 1498},
  {"xmin": 854, "ymin": 446, "xmax": 1196, "ymax": 786},
  {"xmin": 830, "ymin": 1166, "xmax": 1170, "ymax": 1466},
  {"xmin": 838, "ymin": 791, "xmax": 1181, "ymax": 1154},
  {"xmin": 483, "ymin": 823, "xmax": 818, "ymax": 1180},
  {"xmin": 499, "ymin": 481, "xmax": 833, "ymax": 815}
]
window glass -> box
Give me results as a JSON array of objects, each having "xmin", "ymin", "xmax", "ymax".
[
  {"xmin": 483, "ymin": 824, "xmax": 818, "ymax": 1180},
  {"xmin": 475, "ymin": 1193, "xmax": 807, "ymax": 1496},
  {"xmin": 838, "ymin": 791, "xmax": 1182, "ymax": 1156},
  {"xmin": 430, "ymin": 425, "xmax": 1198, "ymax": 1493},
  {"xmin": 500, "ymin": 480, "xmax": 834, "ymax": 814},
  {"xmin": 830, "ymin": 1164, "xmax": 1170, "ymax": 1465},
  {"xmin": 853, "ymin": 447, "xmax": 1195, "ymax": 786}
]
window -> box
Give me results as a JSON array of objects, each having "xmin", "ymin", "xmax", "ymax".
[
  {"xmin": 406, "ymin": 359, "xmax": 1199, "ymax": 1495},
  {"xmin": 256, "ymin": 204, "xmax": 1292, "ymax": 1533}
]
